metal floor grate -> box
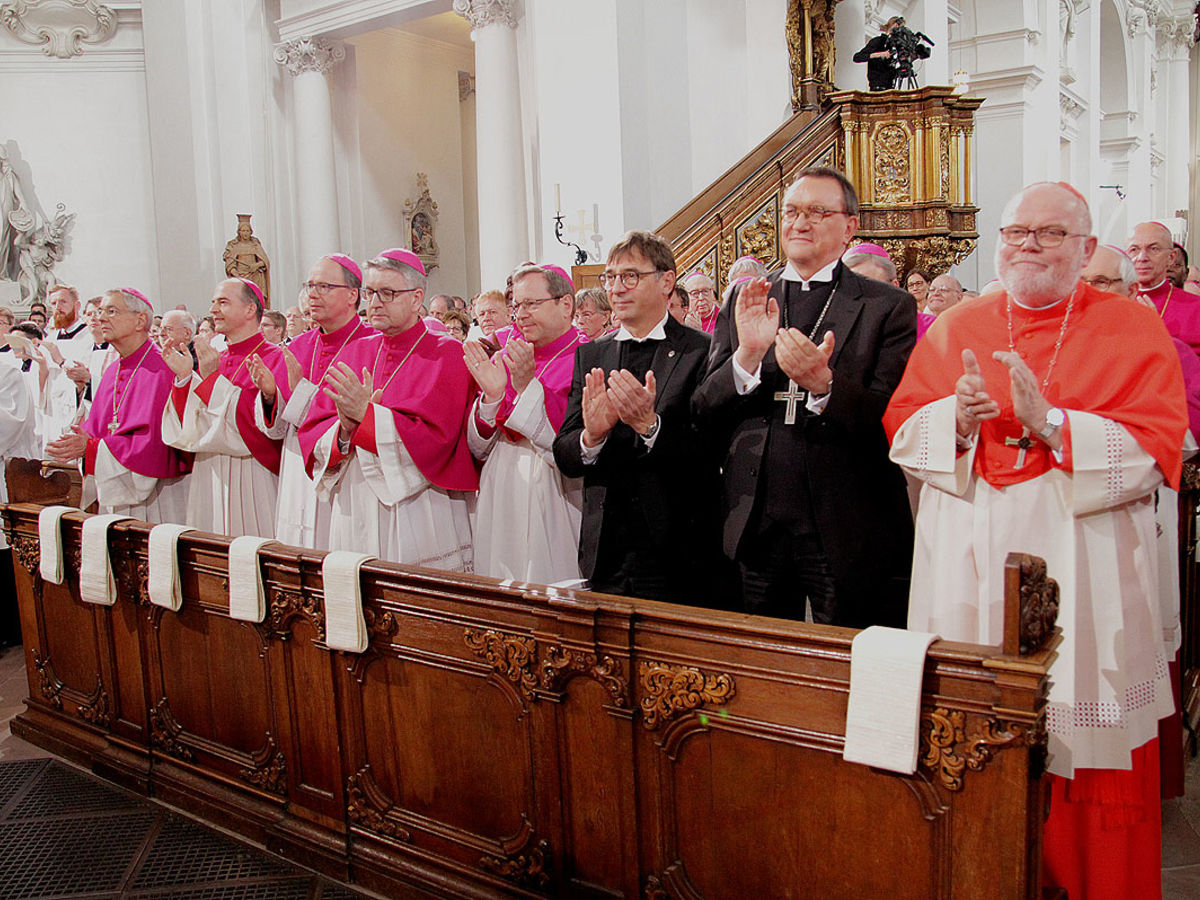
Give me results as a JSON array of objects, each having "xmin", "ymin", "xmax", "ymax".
[{"xmin": 0, "ymin": 759, "xmax": 373, "ymax": 899}]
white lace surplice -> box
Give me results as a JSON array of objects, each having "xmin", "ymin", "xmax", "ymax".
[{"xmin": 891, "ymin": 395, "xmax": 1174, "ymax": 778}]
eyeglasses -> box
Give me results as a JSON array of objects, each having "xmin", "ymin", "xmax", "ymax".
[
  {"xmin": 998, "ymin": 226, "xmax": 1088, "ymax": 248},
  {"xmin": 96, "ymin": 306, "xmax": 134, "ymax": 319},
  {"xmin": 1126, "ymin": 244, "xmax": 1170, "ymax": 258},
  {"xmin": 782, "ymin": 205, "xmax": 849, "ymax": 224},
  {"xmin": 513, "ymin": 296, "xmax": 560, "ymax": 313},
  {"xmin": 363, "ymin": 286, "xmax": 420, "ymax": 303},
  {"xmin": 687, "ymin": 288, "xmax": 714, "ymax": 299},
  {"xmin": 599, "ymin": 270, "xmax": 661, "ymax": 290},
  {"xmin": 303, "ymin": 281, "xmax": 355, "ymax": 296},
  {"xmin": 1082, "ymin": 276, "xmax": 1122, "ymax": 289}
]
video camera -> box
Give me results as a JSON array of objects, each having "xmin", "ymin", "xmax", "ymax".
[{"xmin": 885, "ymin": 17, "xmax": 934, "ymax": 85}]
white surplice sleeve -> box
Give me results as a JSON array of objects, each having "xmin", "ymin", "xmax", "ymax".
[
  {"xmin": 92, "ymin": 441, "xmax": 158, "ymax": 508},
  {"xmin": 502, "ymin": 379, "xmax": 558, "ymax": 465},
  {"xmin": 888, "ymin": 395, "xmax": 978, "ymax": 497},
  {"xmin": 1065, "ymin": 410, "xmax": 1164, "ymax": 515},
  {"xmin": 161, "ymin": 374, "xmax": 251, "ymax": 456},
  {"xmin": 355, "ymin": 405, "xmax": 429, "ymax": 506}
]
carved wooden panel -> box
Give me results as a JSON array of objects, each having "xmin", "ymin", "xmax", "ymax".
[{"xmin": 3, "ymin": 504, "xmax": 1056, "ymax": 898}]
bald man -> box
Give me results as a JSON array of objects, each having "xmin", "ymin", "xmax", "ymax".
[
  {"xmin": 1128, "ymin": 221, "xmax": 1200, "ymax": 356},
  {"xmin": 924, "ymin": 274, "xmax": 964, "ymax": 316}
]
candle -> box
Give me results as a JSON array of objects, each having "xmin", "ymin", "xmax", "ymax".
[
  {"xmin": 555, "ymin": 183, "xmax": 561, "ymax": 215},
  {"xmin": 593, "ymin": 203, "xmax": 599, "ymax": 234}
]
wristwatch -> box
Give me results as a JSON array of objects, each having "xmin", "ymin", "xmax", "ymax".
[
  {"xmin": 1037, "ymin": 407, "xmax": 1065, "ymax": 440},
  {"xmin": 641, "ymin": 415, "xmax": 661, "ymax": 441}
]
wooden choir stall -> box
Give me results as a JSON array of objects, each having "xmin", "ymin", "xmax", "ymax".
[{"xmin": 2, "ymin": 496, "xmax": 1060, "ymax": 899}]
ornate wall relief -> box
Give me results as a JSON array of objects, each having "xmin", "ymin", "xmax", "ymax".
[
  {"xmin": 873, "ymin": 123, "xmax": 913, "ymax": 205},
  {"xmin": 0, "ymin": 0, "xmax": 116, "ymax": 59}
]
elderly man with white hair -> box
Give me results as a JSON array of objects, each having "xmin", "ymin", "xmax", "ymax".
[
  {"xmin": 46, "ymin": 288, "xmax": 192, "ymax": 521},
  {"xmin": 886, "ymin": 182, "xmax": 1186, "ymax": 899}
]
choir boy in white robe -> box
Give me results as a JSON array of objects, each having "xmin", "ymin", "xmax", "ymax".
[
  {"xmin": 300, "ymin": 249, "xmax": 479, "ymax": 569},
  {"xmin": 161, "ymin": 278, "xmax": 289, "ymax": 537},
  {"xmin": 465, "ymin": 264, "xmax": 585, "ymax": 584}
]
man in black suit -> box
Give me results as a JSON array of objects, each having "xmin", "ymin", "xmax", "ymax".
[
  {"xmin": 693, "ymin": 166, "xmax": 916, "ymax": 627},
  {"xmin": 554, "ymin": 230, "xmax": 717, "ymax": 605}
]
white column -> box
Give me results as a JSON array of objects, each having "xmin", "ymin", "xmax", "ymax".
[
  {"xmin": 454, "ymin": 0, "xmax": 528, "ymax": 289},
  {"xmin": 274, "ymin": 37, "xmax": 344, "ymax": 267},
  {"xmin": 1158, "ymin": 18, "xmax": 1194, "ymax": 221}
]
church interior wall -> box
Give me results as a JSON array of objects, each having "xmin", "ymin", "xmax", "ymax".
[
  {"xmin": 341, "ymin": 27, "xmax": 474, "ymax": 299},
  {"xmin": 0, "ymin": 6, "xmax": 160, "ymax": 309},
  {"xmin": 524, "ymin": 0, "xmax": 624, "ymax": 275}
]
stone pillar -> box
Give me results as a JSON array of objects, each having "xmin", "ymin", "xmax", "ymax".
[
  {"xmin": 274, "ymin": 37, "xmax": 344, "ymax": 268},
  {"xmin": 1158, "ymin": 18, "xmax": 1194, "ymax": 220},
  {"xmin": 454, "ymin": 0, "xmax": 528, "ymax": 289}
]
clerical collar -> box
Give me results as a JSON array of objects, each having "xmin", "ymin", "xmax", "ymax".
[
  {"xmin": 1140, "ymin": 279, "xmax": 1168, "ymax": 293},
  {"xmin": 319, "ymin": 315, "xmax": 363, "ymax": 343},
  {"xmin": 56, "ymin": 321, "xmax": 87, "ymax": 339},
  {"xmin": 780, "ymin": 258, "xmax": 839, "ymax": 290},
  {"xmin": 614, "ymin": 310, "xmax": 669, "ymax": 342},
  {"xmin": 1010, "ymin": 292, "xmax": 1069, "ymax": 311}
]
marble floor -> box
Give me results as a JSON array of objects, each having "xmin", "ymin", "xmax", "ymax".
[{"xmin": 3, "ymin": 645, "xmax": 1200, "ymax": 895}]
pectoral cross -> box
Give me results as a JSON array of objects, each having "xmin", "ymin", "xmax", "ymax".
[
  {"xmin": 774, "ymin": 380, "xmax": 807, "ymax": 425},
  {"xmin": 108, "ymin": 419, "xmax": 119, "ymax": 433},
  {"xmin": 1004, "ymin": 428, "xmax": 1033, "ymax": 468}
]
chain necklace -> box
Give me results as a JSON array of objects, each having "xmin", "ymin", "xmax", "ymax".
[
  {"xmin": 108, "ymin": 341, "xmax": 154, "ymax": 433},
  {"xmin": 532, "ymin": 332, "xmax": 581, "ymax": 382},
  {"xmin": 1005, "ymin": 284, "xmax": 1078, "ymax": 393},
  {"xmin": 309, "ymin": 319, "xmax": 364, "ymax": 384},
  {"xmin": 781, "ymin": 269, "xmax": 841, "ymax": 341},
  {"xmin": 371, "ymin": 328, "xmax": 427, "ymax": 396},
  {"xmin": 226, "ymin": 336, "xmax": 267, "ymax": 383}
]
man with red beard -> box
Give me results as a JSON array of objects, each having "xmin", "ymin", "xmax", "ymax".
[
  {"xmin": 300, "ymin": 249, "xmax": 478, "ymax": 570},
  {"xmin": 161, "ymin": 278, "xmax": 289, "ymax": 537},
  {"xmin": 885, "ymin": 182, "xmax": 1186, "ymax": 900},
  {"xmin": 466, "ymin": 264, "xmax": 585, "ymax": 584},
  {"xmin": 39, "ymin": 284, "xmax": 93, "ymax": 444}
]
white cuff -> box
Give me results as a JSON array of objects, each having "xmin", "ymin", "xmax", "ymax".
[{"xmin": 732, "ymin": 356, "xmax": 762, "ymax": 395}]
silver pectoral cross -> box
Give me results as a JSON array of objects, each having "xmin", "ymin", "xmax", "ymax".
[
  {"xmin": 774, "ymin": 380, "xmax": 807, "ymax": 425},
  {"xmin": 108, "ymin": 419, "xmax": 119, "ymax": 433},
  {"xmin": 1004, "ymin": 428, "xmax": 1033, "ymax": 468}
]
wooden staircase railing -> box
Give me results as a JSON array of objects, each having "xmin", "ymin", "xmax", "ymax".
[{"xmin": 658, "ymin": 86, "xmax": 984, "ymax": 291}]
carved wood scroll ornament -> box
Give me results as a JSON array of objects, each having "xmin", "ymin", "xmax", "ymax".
[
  {"xmin": 346, "ymin": 765, "xmax": 411, "ymax": 842},
  {"xmin": 463, "ymin": 627, "xmax": 630, "ymax": 706},
  {"xmin": 480, "ymin": 837, "xmax": 551, "ymax": 890},
  {"xmin": 919, "ymin": 708, "xmax": 1036, "ymax": 791},
  {"xmin": 639, "ymin": 660, "xmax": 736, "ymax": 730}
]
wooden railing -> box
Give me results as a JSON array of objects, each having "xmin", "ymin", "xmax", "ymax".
[
  {"xmin": 3, "ymin": 501, "xmax": 1058, "ymax": 898},
  {"xmin": 658, "ymin": 86, "xmax": 983, "ymax": 290}
]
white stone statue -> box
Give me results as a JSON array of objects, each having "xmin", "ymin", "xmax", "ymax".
[{"xmin": 0, "ymin": 145, "xmax": 31, "ymax": 282}]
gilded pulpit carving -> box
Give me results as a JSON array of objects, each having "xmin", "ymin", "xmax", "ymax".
[{"xmin": 787, "ymin": 0, "xmax": 842, "ymax": 110}]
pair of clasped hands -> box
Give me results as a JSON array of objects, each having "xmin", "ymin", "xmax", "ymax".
[
  {"xmin": 160, "ymin": 336, "xmax": 382, "ymax": 435},
  {"xmin": 462, "ymin": 335, "xmax": 656, "ymax": 449},
  {"xmin": 954, "ymin": 348, "xmax": 1058, "ymax": 446},
  {"xmin": 733, "ymin": 277, "xmax": 835, "ymax": 394}
]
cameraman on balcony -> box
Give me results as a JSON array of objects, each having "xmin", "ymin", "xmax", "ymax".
[{"xmin": 853, "ymin": 16, "xmax": 929, "ymax": 91}]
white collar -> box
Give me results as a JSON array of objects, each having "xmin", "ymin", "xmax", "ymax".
[
  {"xmin": 780, "ymin": 258, "xmax": 839, "ymax": 290},
  {"xmin": 1140, "ymin": 278, "xmax": 1168, "ymax": 293},
  {"xmin": 614, "ymin": 310, "xmax": 670, "ymax": 342}
]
